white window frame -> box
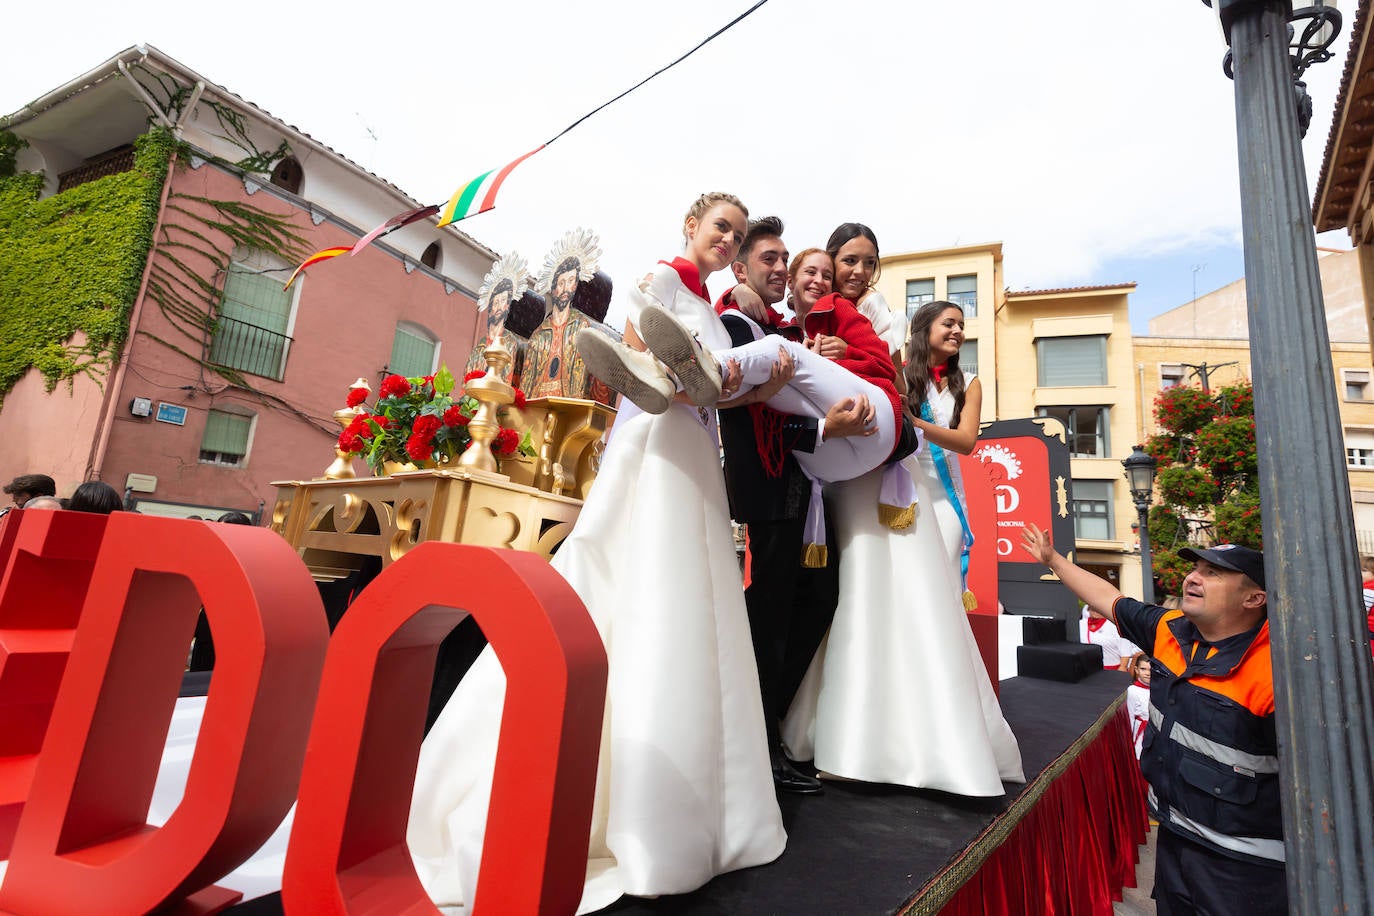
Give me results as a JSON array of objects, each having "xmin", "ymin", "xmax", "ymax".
[
  {"xmin": 1347, "ymin": 428, "xmax": 1374, "ymax": 469},
  {"xmin": 199, "ymin": 408, "xmax": 257, "ymax": 468}
]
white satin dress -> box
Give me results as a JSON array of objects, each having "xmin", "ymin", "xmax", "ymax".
[
  {"xmin": 407, "ymin": 262, "xmax": 785, "ymax": 914},
  {"xmin": 782, "ymin": 373, "xmax": 1024, "ymax": 795}
]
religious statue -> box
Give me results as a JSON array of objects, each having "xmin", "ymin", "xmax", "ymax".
[
  {"xmin": 464, "ymin": 252, "xmax": 529, "ymax": 385},
  {"xmin": 522, "ymin": 229, "xmax": 614, "ymax": 405}
]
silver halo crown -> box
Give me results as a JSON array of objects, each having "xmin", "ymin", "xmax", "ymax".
[
  {"xmin": 536, "ymin": 228, "xmax": 601, "ymax": 296},
  {"xmin": 476, "ymin": 252, "xmax": 531, "ymax": 312}
]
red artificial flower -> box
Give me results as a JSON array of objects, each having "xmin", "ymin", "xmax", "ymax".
[
  {"xmin": 413, "ymin": 414, "xmax": 441, "ymax": 437},
  {"xmin": 380, "ymin": 374, "xmax": 411, "ymax": 399},
  {"xmin": 492, "ymin": 427, "xmax": 520, "ymax": 457},
  {"xmin": 443, "ymin": 405, "xmax": 469, "ymax": 427},
  {"xmin": 513, "ymin": 387, "xmax": 527, "ymax": 409},
  {"xmin": 464, "ymin": 370, "xmax": 485, "ymax": 383},
  {"xmin": 345, "ymin": 387, "xmax": 368, "ymax": 408},
  {"xmin": 406, "ymin": 433, "xmax": 434, "ymax": 461}
]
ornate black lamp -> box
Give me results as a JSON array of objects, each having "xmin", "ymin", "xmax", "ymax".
[
  {"xmin": 1121, "ymin": 446, "xmax": 1157, "ymax": 602},
  {"xmin": 1202, "ymin": 1, "xmax": 1374, "ymax": 909}
]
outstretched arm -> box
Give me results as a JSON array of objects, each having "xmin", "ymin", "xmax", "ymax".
[
  {"xmin": 915, "ymin": 377, "xmax": 983, "ymax": 455},
  {"xmin": 1020, "ymin": 523, "xmax": 1123, "ymax": 622}
]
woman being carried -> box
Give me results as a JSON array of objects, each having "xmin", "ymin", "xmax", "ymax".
[
  {"xmin": 579, "ymin": 256, "xmax": 917, "ymax": 493},
  {"xmin": 409, "ymin": 193, "xmax": 786, "ymax": 913},
  {"xmin": 784, "ymin": 298, "xmax": 1023, "ymax": 795}
]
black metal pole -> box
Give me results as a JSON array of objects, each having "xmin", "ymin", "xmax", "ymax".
[
  {"xmin": 1225, "ymin": 1, "xmax": 1374, "ymax": 908},
  {"xmin": 1136, "ymin": 501, "xmax": 1153, "ymax": 602}
]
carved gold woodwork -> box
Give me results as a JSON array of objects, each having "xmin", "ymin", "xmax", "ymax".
[
  {"xmin": 292, "ymin": 375, "xmax": 616, "ymax": 579},
  {"xmin": 503, "ymin": 397, "xmax": 615, "ymax": 500},
  {"xmin": 271, "ymin": 468, "xmax": 585, "ymax": 580}
]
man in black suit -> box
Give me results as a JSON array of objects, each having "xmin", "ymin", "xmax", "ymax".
[{"xmin": 716, "ymin": 216, "xmax": 873, "ymax": 794}]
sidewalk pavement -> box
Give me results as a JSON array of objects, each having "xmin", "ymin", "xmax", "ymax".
[{"xmin": 1114, "ymin": 822, "xmax": 1157, "ymax": 915}]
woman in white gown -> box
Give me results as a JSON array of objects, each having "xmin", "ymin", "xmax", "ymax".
[
  {"xmin": 783, "ymin": 298, "xmax": 1024, "ymax": 795},
  {"xmin": 408, "ymin": 194, "xmax": 786, "ymax": 913}
]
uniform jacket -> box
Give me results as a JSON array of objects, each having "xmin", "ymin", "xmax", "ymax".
[{"xmin": 1114, "ymin": 596, "xmax": 1282, "ymax": 868}]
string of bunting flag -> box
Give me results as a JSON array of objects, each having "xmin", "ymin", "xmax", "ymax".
[{"xmin": 285, "ymin": 0, "xmax": 770, "ymax": 289}]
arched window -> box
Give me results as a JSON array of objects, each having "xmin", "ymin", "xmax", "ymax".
[
  {"xmin": 421, "ymin": 241, "xmax": 442, "ymax": 271},
  {"xmin": 270, "ymin": 156, "xmax": 304, "ymax": 194}
]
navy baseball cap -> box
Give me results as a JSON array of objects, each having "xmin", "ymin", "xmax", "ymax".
[{"xmin": 1178, "ymin": 544, "xmax": 1266, "ymax": 590}]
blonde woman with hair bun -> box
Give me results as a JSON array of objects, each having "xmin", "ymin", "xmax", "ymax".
[{"xmin": 410, "ymin": 193, "xmax": 786, "ymax": 913}]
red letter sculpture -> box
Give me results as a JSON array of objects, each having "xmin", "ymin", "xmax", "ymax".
[
  {"xmin": 0, "ymin": 509, "xmax": 108, "ymax": 858},
  {"xmin": 0, "ymin": 514, "xmax": 330, "ymax": 915},
  {"xmin": 282, "ymin": 543, "xmax": 607, "ymax": 916}
]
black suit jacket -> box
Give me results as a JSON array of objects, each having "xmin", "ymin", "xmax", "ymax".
[{"xmin": 718, "ymin": 312, "xmax": 817, "ymax": 523}]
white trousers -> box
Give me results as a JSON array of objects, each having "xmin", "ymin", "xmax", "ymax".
[{"xmin": 719, "ymin": 337, "xmax": 895, "ymax": 483}]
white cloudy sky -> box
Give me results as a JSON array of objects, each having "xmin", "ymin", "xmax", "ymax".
[{"xmin": 1, "ymin": 1, "xmax": 1355, "ymax": 330}]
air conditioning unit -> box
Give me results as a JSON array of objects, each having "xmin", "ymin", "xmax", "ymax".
[{"xmin": 125, "ymin": 474, "xmax": 157, "ymax": 494}]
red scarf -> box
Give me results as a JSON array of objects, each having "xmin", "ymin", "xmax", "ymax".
[
  {"xmin": 930, "ymin": 362, "xmax": 948, "ymax": 386},
  {"xmin": 1085, "ymin": 616, "xmax": 1108, "ymax": 635}
]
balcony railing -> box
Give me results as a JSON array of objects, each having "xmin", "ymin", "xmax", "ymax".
[
  {"xmin": 209, "ymin": 316, "xmax": 291, "ymax": 381},
  {"xmin": 56, "ymin": 146, "xmax": 137, "ymax": 193}
]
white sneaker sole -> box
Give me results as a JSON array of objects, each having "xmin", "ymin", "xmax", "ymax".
[
  {"xmin": 639, "ymin": 305, "xmax": 722, "ymax": 407},
  {"xmin": 576, "ymin": 331, "xmax": 672, "ymax": 414}
]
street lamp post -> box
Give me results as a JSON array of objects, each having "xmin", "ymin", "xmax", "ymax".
[
  {"xmin": 1205, "ymin": 0, "xmax": 1374, "ymax": 909},
  {"xmin": 1122, "ymin": 446, "xmax": 1157, "ymax": 602}
]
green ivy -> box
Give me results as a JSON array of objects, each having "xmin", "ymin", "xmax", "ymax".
[
  {"xmin": 0, "ymin": 124, "xmax": 307, "ymax": 407},
  {"xmin": 0, "ymin": 129, "xmax": 173, "ymax": 401}
]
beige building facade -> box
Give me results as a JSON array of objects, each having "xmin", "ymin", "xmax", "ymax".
[
  {"xmin": 878, "ymin": 243, "xmax": 1146, "ymax": 599},
  {"xmin": 873, "ymin": 242, "xmax": 1004, "ymax": 423},
  {"xmin": 1137, "ymin": 311, "xmax": 1374, "ymax": 548}
]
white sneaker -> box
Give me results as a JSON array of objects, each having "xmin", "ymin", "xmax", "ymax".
[
  {"xmin": 638, "ymin": 304, "xmax": 723, "ymax": 407},
  {"xmin": 576, "ymin": 329, "xmax": 675, "ymax": 414}
]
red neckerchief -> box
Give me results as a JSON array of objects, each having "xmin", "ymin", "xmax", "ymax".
[
  {"xmin": 1132, "ymin": 679, "xmax": 1148, "ymax": 690},
  {"xmin": 931, "ymin": 362, "xmax": 948, "ymax": 386},
  {"xmin": 1086, "ymin": 616, "xmax": 1108, "ymax": 634},
  {"xmin": 662, "ymin": 257, "xmax": 709, "ymax": 301}
]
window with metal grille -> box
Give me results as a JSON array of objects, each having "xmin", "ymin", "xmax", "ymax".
[
  {"xmin": 960, "ymin": 339, "xmax": 979, "ymax": 377},
  {"xmin": 1037, "ymin": 335, "xmax": 1108, "ymax": 387},
  {"xmin": 389, "ymin": 323, "xmax": 438, "ymax": 378},
  {"xmin": 947, "ymin": 274, "xmax": 978, "ymax": 317},
  {"xmin": 211, "ymin": 252, "xmax": 294, "ymax": 380},
  {"xmin": 200, "ymin": 410, "xmax": 254, "ymax": 467},
  {"xmin": 905, "ymin": 279, "xmax": 935, "ymax": 320}
]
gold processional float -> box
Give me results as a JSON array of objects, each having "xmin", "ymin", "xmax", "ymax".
[
  {"xmin": 269, "ymin": 229, "xmax": 617, "ymax": 580},
  {"xmin": 269, "ymin": 340, "xmax": 613, "ymax": 580}
]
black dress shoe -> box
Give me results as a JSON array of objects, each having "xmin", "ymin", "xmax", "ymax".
[{"xmin": 772, "ymin": 753, "xmax": 823, "ymax": 795}]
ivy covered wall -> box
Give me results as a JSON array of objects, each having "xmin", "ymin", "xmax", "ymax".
[{"xmin": 0, "ymin": 129, "xmax": 177, "ymax": 404}]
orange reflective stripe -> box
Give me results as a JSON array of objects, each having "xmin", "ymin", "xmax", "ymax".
[{"xmin": 1152, "ymin": 613, "xmax": 1275, "ymax": 717}]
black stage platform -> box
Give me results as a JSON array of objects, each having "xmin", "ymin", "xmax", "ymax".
[{"xmin": 230, "ymin": 670, "xmax": 1131, "ymax": 915}]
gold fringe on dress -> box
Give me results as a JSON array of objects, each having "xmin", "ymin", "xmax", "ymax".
[
  {"xmin": 962, "ymin": 589, "xmax": 979, "ymax": 612},
  {"xmin": 877, "ymin": 502, "xmax": 915, "ymax": 530},
  {"xmin": 802, "ymin": 542, "xmax": 829, "ymax": 568}
]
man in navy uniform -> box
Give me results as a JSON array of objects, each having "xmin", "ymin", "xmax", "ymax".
[{"xmin": 1021, "ymin": 524, "xmax": 1283, "ymax": 915}]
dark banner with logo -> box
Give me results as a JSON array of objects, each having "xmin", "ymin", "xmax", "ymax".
[{"xmin": 959, "ymin": 418, "xmax": 1078, "ymax": 628}]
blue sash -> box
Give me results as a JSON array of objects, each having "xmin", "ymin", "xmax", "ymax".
[{"xmin": 920, "ymin": 401, "xmax": 974, "ymax": 588}]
